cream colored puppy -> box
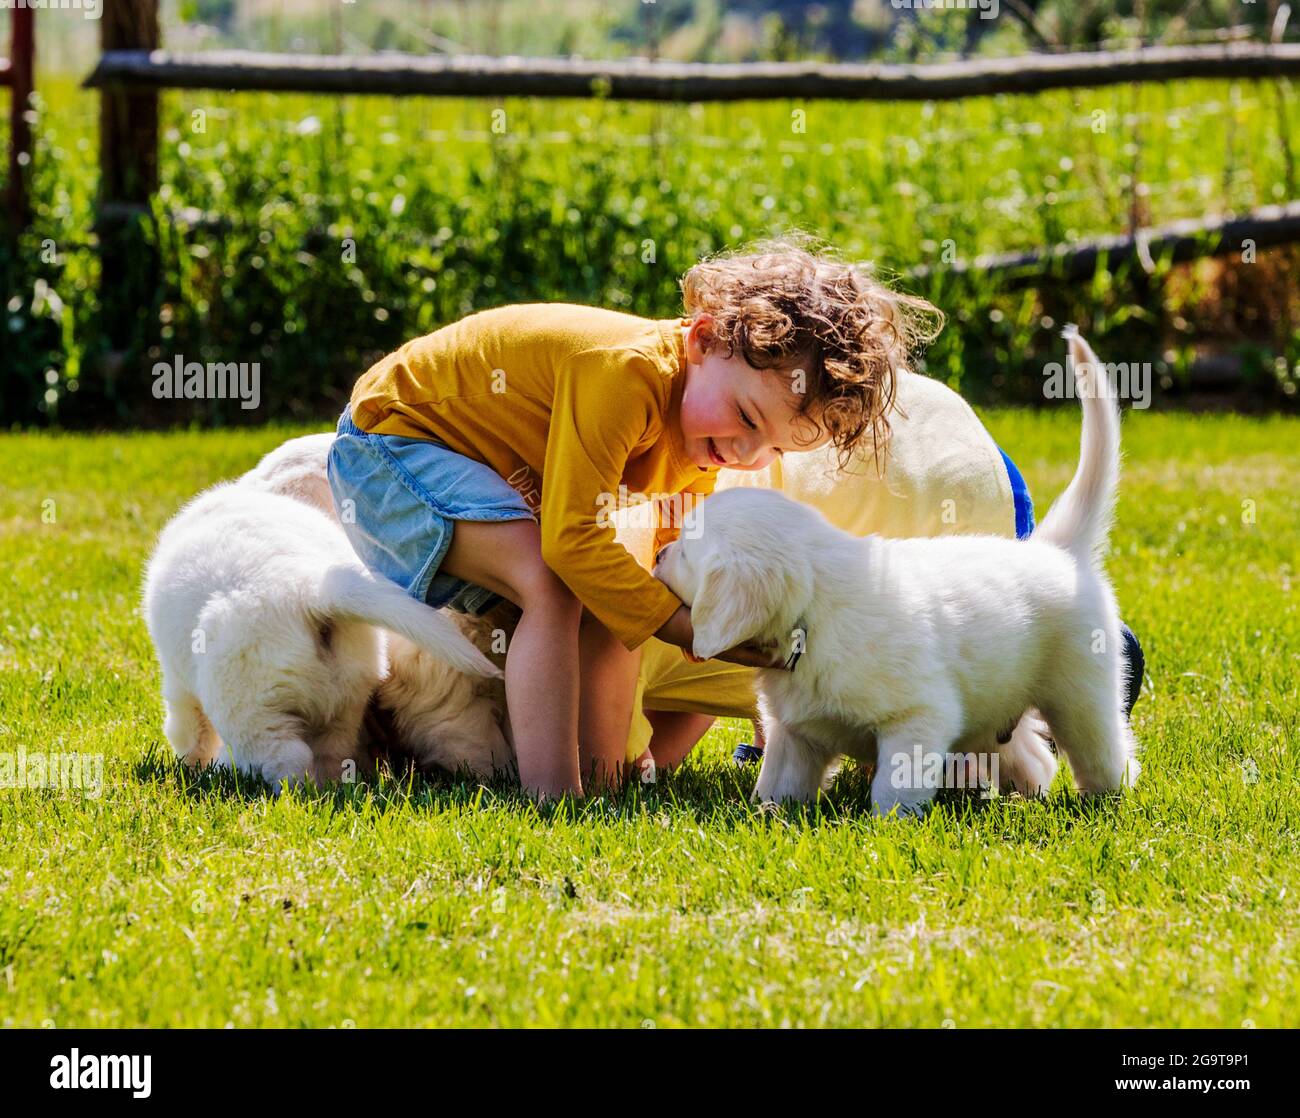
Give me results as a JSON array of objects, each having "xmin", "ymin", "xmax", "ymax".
[
  {"xmin": 242, "ymin": 433, "xmax": 513, "ymax": 780},
  {"xmin": 617, "ymin": 369, "xmax": 1059, "ymax": 796},
  {"xmin": 653, "ymin": 330, "xmax": 1139, "ymax": 815},
  {"xmin": 143, "ymin": 483, "xmax": 501, "ymax": 788}
]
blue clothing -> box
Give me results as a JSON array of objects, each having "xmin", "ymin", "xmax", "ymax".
[
  {"xmin": 326, "ymin": 406, "xmax": 534, "ymax": 615},
  {"xmin": 997, "ymin": 446, "xmax": 1036, "ymax": 540}
]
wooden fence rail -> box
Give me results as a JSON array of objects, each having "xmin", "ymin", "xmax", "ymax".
[
  {"xmin": 85, "ymin": 42, "xmax": 1300, "ymax": 103},
  {"xmin": 907, "ymin": 202, "xmax": 1300, "ymax": 286}
]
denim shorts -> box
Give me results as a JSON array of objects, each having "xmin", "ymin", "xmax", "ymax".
[{"xmin": 327, "ymin": 406, "xmax": 535, "ymax": 614}]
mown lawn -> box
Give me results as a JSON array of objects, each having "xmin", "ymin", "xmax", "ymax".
[{"xmin": 0, "ymin": 410, "xmax": 1296, "ymax": 1027}]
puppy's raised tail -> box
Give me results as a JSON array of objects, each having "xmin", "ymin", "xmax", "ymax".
[
  {"xmin": 317, "ymin": 565, "xmax": 502, "ymax": 680},
  {"xmin": 1031, "ymin": 326, "xmax": 1122, "ymax": 566}
]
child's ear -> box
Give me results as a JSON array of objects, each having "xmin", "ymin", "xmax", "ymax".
[
  {"xmin": 685, "ymin": 313, "xmax": 716, "ymax": 363},
  {"xmin": 690, "ymin": 552, "xmax": 771, "ymax": 661}
]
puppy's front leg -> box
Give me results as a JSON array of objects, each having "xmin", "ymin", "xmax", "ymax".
[
  {"xmin": 752, "ymin": 721, "xmax": 831, "ymax": 805},
  {"xmin": 871, "ymin": 716, "xmax": 960, "ymax": 819}
]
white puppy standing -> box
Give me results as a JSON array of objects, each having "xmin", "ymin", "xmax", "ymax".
[
  {"xmin": 143, "ymin": 482, "xmax": 501, "ymax": 788},
  {"xmin": 654, "ymin": 329, "xmax": 1139, "ymax": 816}
]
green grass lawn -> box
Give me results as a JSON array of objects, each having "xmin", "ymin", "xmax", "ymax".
[{"xmin": 1, "ymin": 410, "xmax": 1297, "ymax": 1028}]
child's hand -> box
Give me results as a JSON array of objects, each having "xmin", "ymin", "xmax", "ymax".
[
  {"xmin": 714, "ymin": 640, "xmax": 787, "ymax": 670},
  {"xmin": 654, "ymin": 604, "xmax": 789, "ymax": 669}
]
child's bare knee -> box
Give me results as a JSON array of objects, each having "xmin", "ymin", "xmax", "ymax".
[{"xmin": 516, "ymin": 563, "xmax": 578, "ymax": 618}]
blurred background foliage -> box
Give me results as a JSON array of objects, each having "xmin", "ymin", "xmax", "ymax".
[{"xmin": 2, "ymin": 1, "xmax": 1299, "ymax": 426}]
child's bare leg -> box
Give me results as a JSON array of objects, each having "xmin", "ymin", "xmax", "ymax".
[
  {"xmin": 646, "ymin": 710, "xmax": 716, "ymax": 771},
  {"xmin": 577, "ymin": 609, "xmax": 641, "ymax": 793},
  {"xmin": 440, "ymin": 519, "xmax": 581, "ymax": 799}
]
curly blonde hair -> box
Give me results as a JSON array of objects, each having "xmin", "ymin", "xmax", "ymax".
[{"xmin": 680, "ymin": 235, "xmax": 943, "ymax": 467}]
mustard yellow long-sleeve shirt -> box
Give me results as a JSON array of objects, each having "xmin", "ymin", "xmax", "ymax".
[{"xmin": 348, "ymin": 303, "xmax": 717, "ymax": 649}]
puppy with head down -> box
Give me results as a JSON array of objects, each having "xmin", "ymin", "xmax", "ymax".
[
  {"xmin": 142, "ymin": 483, "xmax": 502, "ymax": 789},
  {"xmin": 242, "ymin": 433, "xmax": 513, "ymax": 782},
  {"xmin": 654, "ymin": 330, "xmax": 1139, "ymax": 816}
]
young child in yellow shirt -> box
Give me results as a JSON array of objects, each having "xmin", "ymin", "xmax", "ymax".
[{"xmin": 327, "ymin": 240, "xmax": 938, "ymax": 799}]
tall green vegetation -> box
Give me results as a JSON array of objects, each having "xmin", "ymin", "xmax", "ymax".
[{"xmin": 3, "ymin": 74, "xmax": 1298, "ymax": 425}]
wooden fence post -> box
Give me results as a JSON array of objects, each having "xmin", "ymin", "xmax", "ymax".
[
  {"xmin": 98, "ymin": 0, "xmax": 159, "ymax": 361},
  {"xmin": 5, "ymin": 4, "xmax": 34, "ymax": 234}
]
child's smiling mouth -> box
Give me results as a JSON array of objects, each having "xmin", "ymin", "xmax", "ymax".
[{"xmin": 706, "ymin": 437, "xmax": 727, "ymax": 466}]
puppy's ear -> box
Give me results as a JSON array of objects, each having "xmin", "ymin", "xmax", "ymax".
[{"xmin": 690, "ymin": 551, "xmax": 776, "ymax": 661}]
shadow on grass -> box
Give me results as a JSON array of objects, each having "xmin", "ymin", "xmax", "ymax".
[
  {"xmin": 132, "ymin": 741, "xmax": 767, "ymax": 825},
  {"xmin": 131, "ymin": 742, "xmax": 1124, "ymax": 833}
]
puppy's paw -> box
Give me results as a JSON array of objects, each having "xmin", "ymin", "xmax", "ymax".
[{"xmin": 870, "ymin": 796, "xmax": 930, "ymax": 820}]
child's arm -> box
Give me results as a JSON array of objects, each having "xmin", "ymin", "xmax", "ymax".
[
  {"xmin": 540, "ymin": 352, "xmax": 786, "ymax": 667},
  {"xmin": 539, "ymin": 353, "xmax": 697, "ymax": 650}
]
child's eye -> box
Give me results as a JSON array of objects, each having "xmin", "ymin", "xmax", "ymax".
[{"xmin": 738, "ymin": 408, "xmax": 758, "ymax": 431}]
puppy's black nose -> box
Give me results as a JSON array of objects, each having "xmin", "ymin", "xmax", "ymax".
[{"xmin": 654, "ymin": 546, "xmax": 669, "ymax": 568}]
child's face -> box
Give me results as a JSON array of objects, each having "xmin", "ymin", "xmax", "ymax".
[{"xmin": 679, "ymin": 315, "xmax": 828, "ymax": 472}]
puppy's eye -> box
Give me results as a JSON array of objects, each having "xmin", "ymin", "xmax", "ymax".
[{"xmin": 738, "ymin": 408, "xmax": 758, "ymax": 431}]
